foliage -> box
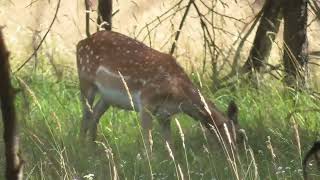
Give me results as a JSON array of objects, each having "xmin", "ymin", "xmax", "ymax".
[{"xmin": 0, "ymin": 63, "xmax": 319, "ymax": 179}]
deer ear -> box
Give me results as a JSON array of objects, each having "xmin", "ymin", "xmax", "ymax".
[{"xmin": 227, "ymin": 100, "xmax": 238, "ymax": 124}]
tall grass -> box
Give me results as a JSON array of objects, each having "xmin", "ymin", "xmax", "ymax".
[
  {"xmin": 1, "ymin": 1, "xmax": 320, "ymax": 179},
  {"xmin": 0, "ymin": 60, "xmax": 320, "ymax": 179}
]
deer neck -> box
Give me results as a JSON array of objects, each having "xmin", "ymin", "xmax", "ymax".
[{"xmin": 181, "ymin": 86, "xmax": 227, "ymax": 128}]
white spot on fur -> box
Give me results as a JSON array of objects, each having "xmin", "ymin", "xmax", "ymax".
[
  {"xmin": 79, "ymin": 57, "xmax": 83, "ymax": 65},
  {"xmin": 158, "ymin": 65, "xmax": 164, "ymax": 72},
  {"xmin": 140, "ymin": 79, "xmax": 146, "ymax": 85},
  {"xmin": 155, "ymin": 88, "xmax": 161, "ymax": 94}
]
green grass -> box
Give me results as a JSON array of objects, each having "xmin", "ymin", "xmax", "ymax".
[{"xmin": 1, "ymin": 62, "xmax": 320, "ymax": 180}]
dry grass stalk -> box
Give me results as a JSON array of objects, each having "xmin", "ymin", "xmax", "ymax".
[
  {"xmin": 175, "ymin": 118, "xmax": 191, "ymax": 180},
  {"xmin": 118, "ymin": 71, "xmax": 135, "ymax": 110},
  {"xmin": 166, "ymin": 141, "xmax": 175, "ymax": 161},
  {"xmin": 95, "ymin": 141, "xmax": 119, "ymax": 180},
  {"xmin": 118, "ymin": 71, "xmax": 153, "ymax": 180},
  {"xmin": 291, "ymin": 118, "xmax": 302, "ymax": 163},
  {"xmin": 240, "ymin": 129, "xmax": 258, "ymax": 179},
  {"xmin": 249, "ymin": 147, "xmax": 259, "ymax": 180},
  {"xmin": 223, "ymin": 123, "xmax": 240, "ymax": 180},
  {"xmin": 177, "ymin": 164, "xmax": 185, "ymax": 180},
  {"xmin": 16, "ymin": 76, "xmax": 42, "ymax": 111},
  {"xmin": 266, "ymin": 135, "xmax": 278, "ymax": 176},
  {"xmin": 266, "ymin": 136, "xmax": 276, "ymax": 160},
  {"xmin": 198, "ymin": 90, "xmax": 240, "ymax": 179},
  {"xmin": 165, "ymin": 141, "xmax": 180, "ymax": 180},
  {"xmin": 85, "ymin": 98, "xmax": 94, "ymax": 114},
  {"xmin": 175, "ymin": 118, "xmax": 185, "ymax": 148}
]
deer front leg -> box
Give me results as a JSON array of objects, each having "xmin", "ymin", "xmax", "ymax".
[
  {"xmin": 79, "ymin": 82, "xmax": 97, "ymax": 140},
  {"xmin": 158, "ymin": 118, "xmax": 172, "ymax": 147},
  {"xmin": 140, "ymin": 110, "xmax": 154, "ymax": 155},
  {"xmin": 89, "ymin": 98, "xmax": 110, "ymax": 141}
]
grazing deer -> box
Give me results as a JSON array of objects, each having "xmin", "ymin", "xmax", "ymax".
[
  {"xmin": 76, "ymin": 31, "xmax": 241, "ymax": 152},
  {"xmin": 303, "ymin": 141, "xmax": 320, "ymax": 180}
]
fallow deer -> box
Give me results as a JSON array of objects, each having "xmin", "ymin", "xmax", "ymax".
[
  {"xmin": 76, "ymin": 30, "xmax": 241, "ymax": 152},
  {"xmin": 303, "ymin": 141, "xmax": 320, "ymax": 180}
]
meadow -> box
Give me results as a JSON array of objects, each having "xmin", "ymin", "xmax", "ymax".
[
  {"xmin": 0, "ymin": 60, "xmax": 318, "ymax": 179},
  {"xmin": 1, "ymin": 0, "xmax": 320, "ymax": 179}
]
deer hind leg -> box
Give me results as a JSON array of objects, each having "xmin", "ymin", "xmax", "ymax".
[
  {"xmin": 79, "ymin": 79, "xmax": 97, "ymax": 139},
  {"xmin": 89, "ymin": 98, "xmax": 110, "ymax": 141}
]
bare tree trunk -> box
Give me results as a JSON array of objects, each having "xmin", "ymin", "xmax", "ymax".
[
  {"xmin": 282, "ymin": 0, "xmax": 308, "ymax": 88},
  {"xmin": 0, "ymin": 29, "xmax": 23, "ymax": 180},
  {"xmin": 85, "ymin": 0, "xmax": 91, "ymax": 37},
  {"xmin": 242, "ymin": 0, "xmax": 282, "ymax": 73},
  {"xmin": 97, "ymin": 0, "xmax": 112, "ymax": 31}
]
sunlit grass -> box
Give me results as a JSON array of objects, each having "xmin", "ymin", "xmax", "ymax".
[
  {"xmin": 1, "ymin": 0, "xmax": 320, "ymax": 179},
  {"xmin": 0, "ymin": 61, "xmax": 319, "ymax": 179}
]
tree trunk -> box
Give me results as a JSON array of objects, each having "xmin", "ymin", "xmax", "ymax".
[
  {"xmin": 0, "ymin": 29, "xmax": 23, "ymax": 180},
  {"xmin": 242, "ymin": 0, "xmax": 282, "ymax": 73},
  {"xmin": 282, "ymin": 0, "xmax": 308, "ymax": 88},
  {"xmin": 85, "ymin": 0, "xmax": 91, "ymax": 37},
  {"xmin": 97, "ymin": 0, "xmax": 112, "ymax": 31}
]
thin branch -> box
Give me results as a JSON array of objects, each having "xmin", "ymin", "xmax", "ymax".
[
  {"xmin": 25, "ymin": 0, "xmax": 41, "ymax": 8},
  {"xmin": 14, "ymin": 0, "xmax": 61, "ymax": 74},
  {"xmin": 198, "ymin": 0, "xmax": 246, "ymax": 24},
  {"xmin": 192, "ymin": 1, "xmax": 227, "ymax": 61},
  {"xmin": 170, "ymin": 0, "xmax": 193, "ymax": 55},
  {"xmin": 219, "ymin": 8, "xmax": 264, "ymax": 83},
  {"xmin": 140, "ymin": 6, "xmax": 187, "ymax": 42},
  {"xmin": 136, "ymin": 0, "xmax": 184, "ymax": 39}
]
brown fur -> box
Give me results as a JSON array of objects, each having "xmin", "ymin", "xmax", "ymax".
[
  {"xmin": 303, "ymin": 141, "xmax": 320, "ymax": 179},
  {"xmin": 76, "ymin": 30, "xmax": 241, "ymax": 152}
]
